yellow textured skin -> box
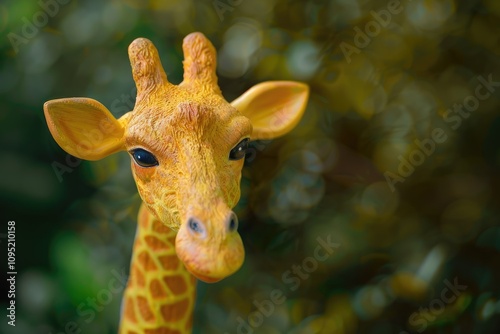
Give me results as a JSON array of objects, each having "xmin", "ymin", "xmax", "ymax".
[{"xmin": 43, "ymin": 33, "xmax": 309, "ymax": 333}]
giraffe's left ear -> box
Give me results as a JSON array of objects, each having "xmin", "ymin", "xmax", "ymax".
[
  {"xmin": 231, "ymin": 81, "xmax": 309, "ymax": 140},
  {"xmin": 44, "ymin": 98, "xmax": 127, "ymax": 160}
]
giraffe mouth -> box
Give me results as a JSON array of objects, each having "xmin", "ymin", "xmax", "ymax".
[
  {"xmin": 183, "ymin": 256, "xmax": 243, "ymax": 283},
  {"xmin": 183, "ymin": 260, "xmax": 227, "ymax": 283},
  {"xmin": 178, "ymin": 246, "xmax": 245, "ymax": 284},
  {"xmin": 191, "ymin": 272, "xmax": 223, "ymax": 283}
]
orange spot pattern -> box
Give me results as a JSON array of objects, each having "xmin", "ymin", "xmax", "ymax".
[
  {"xmin": 160, "ymin": 298, "xmax": 189, "ymax": 322},
  {"xmin": 145, "ymin": 235, "xmax": 169, "ymax": 251},
  {"xmin": 138, "ymin": 251, "xmax": 158, "ymax": 271},
  {"xmin": 137, "ymin": 296, "xmax": 155, "ymax": 322},
  {"xmin": 133, "ymin": 264, "xmax": 146, "ymax": 287},
  {"xmin": 163, "ymin": 276, "xmax": 187, "ymax": 295},
  {"xmin": 152, "ymin": 220, "xmax": 171, "ymax": 234},
  {"xmin": 150, "ymin": 279, "xmax": 167, "ymax": 299},
  {"xmin": 124, "ymin": 297, "xmax": 137, "ymax": 323},
  {"xmin": 158, "ymin": 255, "xmax": 179, "ymax": 271}
]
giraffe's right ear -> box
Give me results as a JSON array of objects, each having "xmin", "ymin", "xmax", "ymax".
[
  {"xmin": 44, "ymin": 98, "xmax": 127, "ymax": 161},
  {"xmin": 231, "ymin": 81, "xmax": 309, "ymax": 140}
]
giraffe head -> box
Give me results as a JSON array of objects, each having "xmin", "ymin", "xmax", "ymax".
[{"xmin": 43, "ymin": 33, "xmax": 309, "ymax": 283}]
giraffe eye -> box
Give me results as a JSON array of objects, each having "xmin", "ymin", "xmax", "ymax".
[
  {"xmin": 130, "ymin": 148, "xmax": 158, "ymax": 167},
  {"xmin": 229, "ymin": 138, "xmax": 249, "ymax": 161}
]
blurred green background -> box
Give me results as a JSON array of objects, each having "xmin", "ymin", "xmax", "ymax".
[{"xmin": 1, "ymin": 0, "xmax": 500, "ymax": 333}]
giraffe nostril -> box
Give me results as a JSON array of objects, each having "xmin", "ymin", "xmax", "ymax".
[
  {"xmin": 228, "ymin": 212, "xmax": 238, "ymax": 232},
  {"xmin": 188, "ymin": 218, "xmax": 205, "ymax": 235}
]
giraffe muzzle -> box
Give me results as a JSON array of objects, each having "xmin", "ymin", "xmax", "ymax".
[{"xmin": 175, "ymin": 211, "xmax": 245, "ymax": 283}]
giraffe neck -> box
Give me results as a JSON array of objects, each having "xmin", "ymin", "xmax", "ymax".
[{"xmin": 119, "ymin": 203, "xmax": 196, "ymax": 334}]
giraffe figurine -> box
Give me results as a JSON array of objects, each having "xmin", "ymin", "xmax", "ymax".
[{"xmin": 43, "ymin": 32, "xmax": 309, "ymax": 333}]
